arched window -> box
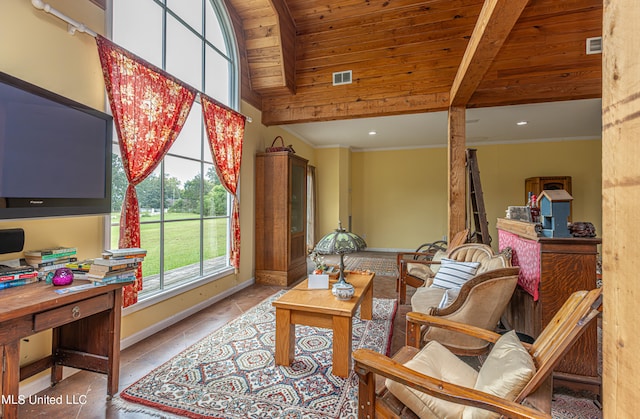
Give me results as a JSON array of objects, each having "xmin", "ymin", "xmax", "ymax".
[{"xmin": 110, "ymin": 0, "xmax": 239, "ymax": 299}]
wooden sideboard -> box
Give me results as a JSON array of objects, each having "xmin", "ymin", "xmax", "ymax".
[
  {"xmin": 0, "ymin": 280, "xmax": 129, "ymax": 419},
  {"xmin": 497, "ymin": 224, "xmax": 601, "ymax": 392}
]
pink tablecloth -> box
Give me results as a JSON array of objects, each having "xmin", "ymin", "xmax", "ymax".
[{"xmin": 498, "ymin": 230, "xmax": 541, "ymax": 301}]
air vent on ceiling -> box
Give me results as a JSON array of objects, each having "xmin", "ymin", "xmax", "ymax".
[
  {"xmin": 333, "ymin": 70, "xmax": 352, "ymax": 86},
  {"xmin": 586, "ymin": 36, "xmax": 602, "ymax": 55}
]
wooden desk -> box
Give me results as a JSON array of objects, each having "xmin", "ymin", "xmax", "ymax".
[
  {"xmin": 272, "ymin": 272, "xmax": 374, "ymax": 377},
  {"xmin": 0, "ymin": 280, "xmax": 129, "ymax": 419}
]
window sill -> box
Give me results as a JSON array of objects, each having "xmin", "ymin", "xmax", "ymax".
[{"xmin": 122, "ymin": 266, "xmax": 235, "ymax": 316}]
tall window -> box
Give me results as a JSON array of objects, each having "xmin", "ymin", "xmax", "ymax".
[{"xmin": 111, "ymin": 0, "xmax": 238, "ymax": 298}]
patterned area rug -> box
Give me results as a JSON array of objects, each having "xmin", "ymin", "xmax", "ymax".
[
  {"xmin": 552, "ymin": 393, "xmax": 602, "ymax": 418},
  {"xmin": 344, "ymin": 256, "xmax": 398, "ymax": 277},
  {"xmin": 117, "ymin": 291, "xmax": 397, "ymax": 418}
]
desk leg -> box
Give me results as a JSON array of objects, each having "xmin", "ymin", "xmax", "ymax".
[
  {"xmin": 361, "ymin": 281, "xmax": 373, "ymax": 321},
  {"xmin": 275, "ymin": 308, "xmax": 295, "ymax": 366},
  {"xmin": 2, "ymin": 341, "xmax": 20, "ymax": 419},
  {"xmin": 51, "ymin": 327, "xmax": 63, "ymax": 386},
  {"xmin": 107, "ymin": 288, "xmax": 123, "ymax": 397},
  {"xmin": 332, "ymin": 316, "xmax": 352, "ymax": 377}
]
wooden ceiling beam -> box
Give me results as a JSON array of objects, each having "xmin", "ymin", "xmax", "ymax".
[
  {"xmin": 449, "ymin": 0, "xmax": 530, "ymax": 107},
  {"xmin": 447, "ymin": 0, "xmax": 528, "ymax": 243},
  {"xmin": 226, "ymin": 0, "xmax": 296, "ymax": 94}
]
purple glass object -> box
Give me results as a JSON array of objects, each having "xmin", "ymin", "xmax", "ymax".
[{"xmin": 52, "ymin": 267, "xmax": 74, "ymax": 286}]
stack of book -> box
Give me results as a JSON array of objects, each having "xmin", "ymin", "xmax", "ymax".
[
  {"xmin": 87, "ymin": 248, "xmax": 147, "ymax": 284},
  {"xmin": 24, "ymin": 247, "xmax": 78, "ymax": 279},
  {"xmin": 65, "ymin": 260, "xmax": 94, "ymax": 280},
  {"xmin": 0, "ymin": 264, "xmax": 39, "ymax": 290}
]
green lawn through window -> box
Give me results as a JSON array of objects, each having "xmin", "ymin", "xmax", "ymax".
[{"xmin": 111, "ymin": 213, "xmax": 228, "ymax": 277}]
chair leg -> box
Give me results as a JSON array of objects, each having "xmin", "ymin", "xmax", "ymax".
[
  {"xmin": 398, "ymin": 275, "xmax": 424, "ymax": 304},
  {"xmin": 398, "ymin": 278, "xmax": 407, "ymax": 304}
]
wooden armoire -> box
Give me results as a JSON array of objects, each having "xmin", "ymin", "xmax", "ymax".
[{"xmin": 255, "ymin": 151, "xmax": 308, "ymax": 286}]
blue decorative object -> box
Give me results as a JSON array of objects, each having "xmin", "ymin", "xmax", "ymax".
[
  {"xmin": 539, "ymin": 190, "xmax": 573, "ymax": 238},
  {"xmin": 52, "ymin": 267, "xmax": 74, "ymax": 286}
]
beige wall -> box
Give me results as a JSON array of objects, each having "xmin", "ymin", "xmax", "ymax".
[{"xmin": 350, "ymin": 139, "xmax": 602, "ymax": 251}]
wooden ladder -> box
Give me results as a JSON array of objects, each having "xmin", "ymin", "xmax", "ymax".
[{"xmin": 466, "ymin": 149, "xmax": 491, "ymax": 244}]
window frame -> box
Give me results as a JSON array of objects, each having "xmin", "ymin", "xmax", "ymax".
[{"xmin": 107, "ymin": 0, "xmax": 241, "ymax": 311}]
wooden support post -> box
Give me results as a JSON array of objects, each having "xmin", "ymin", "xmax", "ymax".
[
  {"xmin": 602, "ymin": 0, "xmax": 640, "ymax": 416},
  {"xmin": 448, "ymin": 106, "xmax": 467, "ymax": 241}
]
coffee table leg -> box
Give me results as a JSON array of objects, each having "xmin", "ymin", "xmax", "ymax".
[
  {"xmin": 275, "ymin": 308, "xmax": 295, "ymax": 366},
  {"xmin": 360, "ymin": 281, "xmax": 373, "ymax": 320},
  {"xmin": 332, "ymin": 316, "xmax": 352, "ymax": 377}
]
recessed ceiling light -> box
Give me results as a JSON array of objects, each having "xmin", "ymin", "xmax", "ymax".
[
  {"xmin": 368, "ymin": 130, "xmax": 377, "ymax": 136},
  {"xmin": 516, "ymin": 121, "xmax": 528, "ymax": 126}
]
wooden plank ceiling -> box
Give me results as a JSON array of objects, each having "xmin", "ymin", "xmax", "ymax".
[{"xmin": 225, "ymin": 0, "xmax": 602, "ymax": 126}]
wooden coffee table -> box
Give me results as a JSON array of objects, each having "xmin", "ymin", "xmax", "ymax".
[{"xmin": 272, "ymin": 271, "xmax": 375, "ymax": 377}]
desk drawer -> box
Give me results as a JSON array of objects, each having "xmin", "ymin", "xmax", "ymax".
[{"xmin": 33, "ymin": 293, "xmax": 113, "ymax": 332}]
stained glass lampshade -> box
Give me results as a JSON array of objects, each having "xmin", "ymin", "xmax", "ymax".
[{"xmin": 314, "ymin": 222, "xmax": 367, "ymax": 299}]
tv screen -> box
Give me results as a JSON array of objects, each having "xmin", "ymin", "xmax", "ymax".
[{"xmin": 0, "ymin": 71, "xmax": 112, "ymax": 219}]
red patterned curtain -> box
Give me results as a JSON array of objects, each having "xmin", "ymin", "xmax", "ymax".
[
  {"xmin": 96, "ymin": 35, "xmax": 196, "ymax": 307},
  {"xmin": 201, "ymin": 95, "xmax": 246, "ymax": 270}
]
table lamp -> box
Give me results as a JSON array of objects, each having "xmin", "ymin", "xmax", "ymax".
[{"xmin": 314, "ymin": 222, "xmax": 367, "ymax": 299}]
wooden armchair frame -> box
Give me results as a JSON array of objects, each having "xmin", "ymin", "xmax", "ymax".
[{"xmin": 353, "ymin": 287, "xmax": 602, "ymax": 419}]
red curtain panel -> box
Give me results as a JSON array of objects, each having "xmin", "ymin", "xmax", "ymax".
[
  {"xmin": 201, "ymin": 94, "xmax": 246, "ymax": 270},
  {"xmin": 96, "ymin": 35, "xmax": 196, "ymax": 307}
]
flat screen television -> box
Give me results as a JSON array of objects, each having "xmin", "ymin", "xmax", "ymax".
[{"xmin": 0, "ymin": 71, "xmax": 112, "ymax": 220}]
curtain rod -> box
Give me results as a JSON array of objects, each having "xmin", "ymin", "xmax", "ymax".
[
  {"xmin": 31, "ymin": 0, "xmax": 253, "ymax": 123},
  {"xmin": 32, "ymin": 0, "xmax": 98, "ymax": 37}
]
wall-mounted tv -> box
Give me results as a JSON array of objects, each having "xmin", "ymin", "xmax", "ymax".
[{"xmin": 0, "ymin": 71, "xmax": 112, "ymax": 220}]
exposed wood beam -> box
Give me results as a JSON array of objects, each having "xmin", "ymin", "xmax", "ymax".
[
  {"xmin": 450, "ymin": 0, "xmax": 530, "ymax": 107},
  {"xmin": 448, "ymin": 106, "xmax": 467, "ymax": 240},
  {"xmin": 226, "ymin": 0, "xmax": 296, "ymax": 95},
  {"xmin": 447, "ymin": 0, "xmax": 529, "ymax": 239}
]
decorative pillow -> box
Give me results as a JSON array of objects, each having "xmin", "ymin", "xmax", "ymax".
[
  {"xmin": 462, "ymin": 330, "xmax": 536, "ymax": 419},
  {"xmin": 431, "ymin": 258, "xmax": 480, "ymax": 289},
  {"xmin": 437, "ymin": 287, "xmax": 461, "ymax": 309}
]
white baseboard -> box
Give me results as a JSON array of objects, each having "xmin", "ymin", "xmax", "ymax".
[{"xmin": 19, "ymin": 278, "xmax": 255, "ymax": 397}]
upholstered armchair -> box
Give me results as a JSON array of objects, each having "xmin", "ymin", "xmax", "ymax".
[
  {"xmin": 353, "ymin": 288, "xmax": 602, "ymax": 419},
  {"xmin": 396, "ymin": 230, "xmax": 469, "ymax": 304},
  {"xmin": 397, "ymin": 242, "xmax": 512, "ymax": 304},
  {"xmin": 409, "ymin": 266, "xmax": 520, "ymax": 356}
]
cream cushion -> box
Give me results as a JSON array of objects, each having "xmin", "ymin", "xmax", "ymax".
[
  {"xmin": 411, "ymin": 286, "xmax": 446, "ymax": 313},
  {"xmin": 386, "ymin": 341, "xmax": 478, "ymax": 418},
  {"xmin": 407, "ymin": 263, "xmax": 435, "ymax": 281},
  {"xmin": 462, "ymin": 331, "xmax": 536, "ymax": 419},
  {"xmin": 386, "ymin": 331, "xmax": 535, "ymax": 419}
]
